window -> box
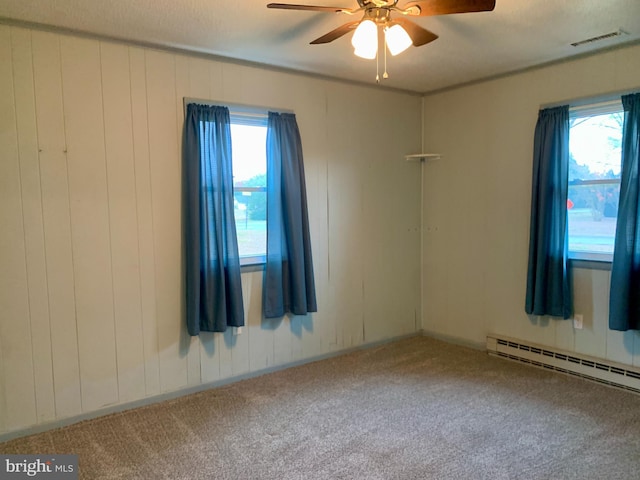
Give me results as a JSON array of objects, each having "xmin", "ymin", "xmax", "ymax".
[
  {"xmin": 230, "ymin": 111, "xmax": 268, "ymax": 264},
  {"xmin": 230, "ymin": 113, "xmax": 268, "ymax": 263},
  {"xmin": 567, "ymin": 100, "xmax": 623, "ymax": 262}
]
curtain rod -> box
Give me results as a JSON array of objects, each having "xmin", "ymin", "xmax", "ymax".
[
  {"xmin": 183, "ymin": 97, "xmax": 295, "ymax": 115},
  {"xmin": 539, "ymin": 87, "xmax": 640, "ymax": 110}
]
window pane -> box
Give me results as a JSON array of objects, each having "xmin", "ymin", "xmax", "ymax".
[
  {"xmin": 567, "ymin": 110, "xmax": 623, "ymax": 258},
  {"xmin": 234, "ymin": 191, "xmax": 266, "ymax": 257},
  {"xmin": 569, "ymin": 112, "xmax": 623, "ymax": 182},
  {"xmin": 567, "ymin": 183, "xmax": 619, "ymax": 255},
  {"xmin": 230, "ymin": 123, "xmax": 267, "ymax": 258}
]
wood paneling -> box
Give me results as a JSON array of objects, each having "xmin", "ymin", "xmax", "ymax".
[
  {"xmin": 145, "ymin": 50, "xmax": 188, "ymax": 394},
  {"xmin": 31, "ymin": 30, "xmax": 83, "ymax": 419},
  {"xmin": 11, "ymin": 28, "xmax": 57, "ymax": 425},
  {"xmin": 0, "ymin": 25, "xmax": 37, "ymax": 431},
  {"xmin": 60, "ymin": 36, "xmax": 119, "ymax": 411},
  {"xmin": 0, "ymin": 27, "xmax": 422, "ymax": 437},
  {"xmin": 129, "ymin": 46, "xmax": 161, "ymax": 397},
  {"xmin": 246, "ymin": 273, "xmax": 275, "ymax": 371},
  {"xmin": 100, "ymin": 41, "xmax": 146, "ymax": 403}
]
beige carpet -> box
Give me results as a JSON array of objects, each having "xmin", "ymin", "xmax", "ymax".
[{"xmin": 2, "ymin": 336, "xmax": 640, "ymax": 479}]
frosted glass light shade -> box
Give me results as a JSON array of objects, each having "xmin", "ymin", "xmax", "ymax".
[
  {"xmin": 352, "ymin": 20, "xmax": 378, "ymax": 59},
  {"xmin": 385, "ymin": 24, "xmax": 412, "ymax": 56}
]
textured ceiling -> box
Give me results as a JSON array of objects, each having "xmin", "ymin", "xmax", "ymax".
[{"xmin": 1, "ymin": 0, "xmax": 639, "ymax": 93}]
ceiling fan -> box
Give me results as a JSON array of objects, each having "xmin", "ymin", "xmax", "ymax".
[{"xmin": 267, "ymin": 0, "xmax": 496, "ymax": 53}]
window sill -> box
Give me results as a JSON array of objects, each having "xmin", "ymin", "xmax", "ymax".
[
  {"xmin": 569, "ymin": 254, "xmax": 611, "ymax": 271},
  {"xmin": 240, "ymin": 255, "xmax": 266, "ymax": 272}
]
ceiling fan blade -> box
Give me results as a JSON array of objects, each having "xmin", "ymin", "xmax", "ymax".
[
  {"xmin": 267, "ymin": 3, "xmax": 353, "ymax": 13},
  {"xmin": 402, "ymin": 0, "xmax": 495, "ymax": 16},
  {"xmin": 310, "ymin": 20, "xmax": 361, "ymax": 44},
  {"xmin": 393, "ymin": 18, "xmax": 438, "ymax": 46}
]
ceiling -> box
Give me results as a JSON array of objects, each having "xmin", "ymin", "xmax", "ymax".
[{"xmin": 1, "ymin": 0, "xmax": 639, "ymax": 94}]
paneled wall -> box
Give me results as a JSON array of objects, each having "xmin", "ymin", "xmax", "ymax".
[
  {"xmin": 421, "ymin": 43, "xmax": 640, "ymax": 365},
  {"xmin": 0, "ymin": 25, "xmax": 422, "ymax": 436}
]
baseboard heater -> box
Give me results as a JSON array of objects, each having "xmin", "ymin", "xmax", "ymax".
[{"xmin": 486, "ymin": 335, "xmax": 640, "ymax": 395}]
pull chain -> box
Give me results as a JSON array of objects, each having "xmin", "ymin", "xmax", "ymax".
[
  {"xmin": 375, "ymin": 44, "xmax": 380, "ymax": 83},
  {"xmin": 383, "ymin": 38, "xmax": 389, "ymax": 79}
]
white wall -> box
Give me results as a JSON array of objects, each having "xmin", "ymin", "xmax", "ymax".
[
  {"xmin": 421, "ymin": 43, "xmax": 640, "ymax": 365},
  {"xmin": 0, "ymin": 25, "xmax": 422, "ymax": 436}
]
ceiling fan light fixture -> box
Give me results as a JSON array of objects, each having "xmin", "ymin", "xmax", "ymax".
[
  {"xmin": 353, "ymin": 44, "xmax": 378, "ymax": 59},
  {"xmin": 385, "ymin": 24, "xmax": 412, "ymax": 56},
  {"xmin": 352, "ymin": 19, "xmax": 378, "ymax": 59}
]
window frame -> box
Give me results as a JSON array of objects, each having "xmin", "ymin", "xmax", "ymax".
[{"xmin": 567, "ymin": 99, "xmax": 623, "ymax": 265}]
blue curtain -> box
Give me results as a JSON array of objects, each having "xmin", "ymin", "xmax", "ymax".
[
  {"xmin": 609, "ymin": 93, "xmax": 640, "ymax": 331},
  {"xmin": 264, "ymin": 112, "xmax": 317, "ymax": 318},
  {"xmin": 184, "ymin": 104, "xmax": 244, "ymax": 335},
  {"xmin": 525, "ymin": 105, "xmax": 573, "ymax": 319}
]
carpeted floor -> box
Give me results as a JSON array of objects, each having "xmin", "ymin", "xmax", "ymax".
[{"xmin": 2, "ymin": 336, "xmax": 640, "ymax": 479}]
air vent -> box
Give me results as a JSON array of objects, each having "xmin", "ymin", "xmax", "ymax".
[
  {"xmin": 487, "ymin": 335, "xmax": 640, "ymax": 395},
  {"xmin": 571, "ymin": 29, "xmax": 627, "ymax": 47}
]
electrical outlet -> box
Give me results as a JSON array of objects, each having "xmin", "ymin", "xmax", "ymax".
[{"xmin": 573, "ymin": 314, "xmax": 583, "ymax": 330}]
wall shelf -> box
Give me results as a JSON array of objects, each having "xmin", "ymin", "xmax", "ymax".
[{"xmin": 404, "ymin": 153, "xmax": 441, "ymax": 162}]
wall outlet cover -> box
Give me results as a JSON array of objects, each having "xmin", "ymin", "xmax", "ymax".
[{"xmin": 573, "ymin": 314, "xmax": 583, "ymax": 330}]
